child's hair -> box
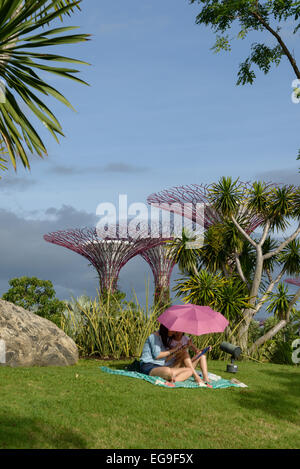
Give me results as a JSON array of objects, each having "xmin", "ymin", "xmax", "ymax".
[{"xmin": 159, "ymin": 324, "xmax": 173, "ymax": 349}]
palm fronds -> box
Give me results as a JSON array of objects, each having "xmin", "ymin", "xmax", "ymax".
[{"xmin": 0, "ymin": 0, "xmax": 90, "ymax": 170}]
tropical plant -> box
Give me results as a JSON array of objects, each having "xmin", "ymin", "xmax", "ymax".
[
  {"xmin": 62, "ymin": 287, "xmax": 162, "ymax": 359},
  {"xmin": 171, "ymin": 177, "xmax": 300, "ymax": 351},
  {"xmin": 174, "ymin": 269, "xmax": 252, "ymax": 324},
  {"xmin": 256, "ymin": 312, "xmax": 300, "ymax": 364},
  {"xmin": 2, "ymin": 275, "xmax": 65, "ymax": 325},
  {"xmin": 266, "ymin": 282, "xmax": 294, "ymax": 320},
  {"xmin": 0, "ymin": 0, "xmax": 90, "ymax": 172},
  {"xmin": 174, "ymin": 269, "xmax": 223, "ymax": 307},
  {"xmin": 167, "ymin": 228, "xmax": 202, "ymax": 276},
  {"xmin": 207, "ymin": 177, "xmax": 300, "ymax": 351}
]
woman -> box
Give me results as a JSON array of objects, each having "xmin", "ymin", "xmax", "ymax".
[{"xmin": 140, "ymin": 325, "xmax": 211, "ymax": 385}]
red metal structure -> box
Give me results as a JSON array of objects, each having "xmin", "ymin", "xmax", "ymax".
[
  {"xmin": 44, "ymin": 225, "xmax": 163, "ymax": 294},
  {"xmin": 140, "ymin": 241, "xmax": 176, "ymax": 307},
  {"xmin": 147, "ymin": 182, "xmax": 265, "ymax": 233},
  {"xmin": 285, "ymin": 278, "xmax": 300, "ymax": 287}
]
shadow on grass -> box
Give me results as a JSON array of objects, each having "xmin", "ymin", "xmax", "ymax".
[
  {"xmin": 233, "ymin": 368, "xmax": 300, "ymax": 423},
  {"xmin": 105, "ymin": 360, "xmax": 132, "ymax": 370},
  {"xmin": 0, "ymin": 414, "xmax": 88, "ymax": 449}
]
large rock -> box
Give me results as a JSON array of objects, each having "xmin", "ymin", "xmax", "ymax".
[{"xmin": 0, "ymin": 299, "xmax": 78, "ymax": 367}]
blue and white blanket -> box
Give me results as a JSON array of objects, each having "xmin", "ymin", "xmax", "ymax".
[{"xmin": 100, "ymin": 366, "xmax": 247, "ymax": 389}]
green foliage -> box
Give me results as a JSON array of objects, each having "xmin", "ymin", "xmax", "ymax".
[
  {"xmin": 0, "ymin": 0, "xmax": 90, "ymax": 171},
  {"xmin": 252, "ymin": 313, "xmax": 300, "ymax": 364},
  {"xmin": 167, "ymin": 228, "xmax": 202, "ymax": 275},
  {"xmin": 62, "ymin": 290, "xmax": 162, "ymax": 359},
  {"xmin": 267, "ymin": 340, "xmax": 295, "ymax": 365},
  {"xmin": 248, "ymin": 319, "xmax": 262, "ymax": 344},
  {"xmin": 174, "ymin": 269, "xmax": 252, "ymax": 323},
  {"xmin": 209, "ymin": 177, "xmax": 244, "ymax": 217},
  {"xmin": 237, "ymin": 43, "xmax": 283, "ymax": 85},
  {"xmin": 266, "ymin": 282, "xmax": 293, "ymax": 320},
  {"xmin": 199, "ymin": 219, "xmax": 255, "ymax": 279},
  {"xmin": 190, "ymin": 0, "xmax": 300, "ymax": 84},
  {"xmin": 2, "ymin": 276, "xmax": 65, "ymax": 326},
  {"xmin": 278, "ymin": 239, "xmax": 300, "ymax": 275}
]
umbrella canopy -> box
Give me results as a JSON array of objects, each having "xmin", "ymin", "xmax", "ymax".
[{"xmin": 157, "ymin": 304, "xmax": 229, "ymax": 336}]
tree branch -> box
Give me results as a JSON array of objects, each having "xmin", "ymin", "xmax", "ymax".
[
  {"xmin": 266, "ymin": 267, "xmax": 273, "ymax": 284},
  {"xmin": 234, "ymin": 250, "xmax": 251, "ymax": 291},
  {"xmin": 258, "ymin": 220, "xmax": 270, "ymax": 246},
  {"xmin": 250, "ymin": 286, "xmax": 300, "ymax": 353},
  {"xmin": 254, "ymin": 267, "xmax": 286, "ymax": 315},
  {"xmin": 230, "ymin": 215, "xmax": 257, "ymax": 248},
  {"xmin": 263, "ymin": 223, "xmax": 300, "ymax": 260},
  {"xmin": 251, "ymin": 10, "xmax": 300, "ymax": 79}
]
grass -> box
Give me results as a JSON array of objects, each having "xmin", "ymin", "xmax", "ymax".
[{"xmin": 0, "ymin": 359, "xmax": 299, "ymax": 449}]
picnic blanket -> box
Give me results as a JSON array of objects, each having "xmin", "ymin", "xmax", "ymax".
[{"xmin": 100, "ymin": 366, "xmax": 247, "ymax": 389}]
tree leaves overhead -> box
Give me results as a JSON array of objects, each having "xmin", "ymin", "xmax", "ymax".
[
  {"xmin": 0, "ymin": 0, "xmax": 90, "ymax": 170},
  {"xmin": 190, "ymin": 0, "xmax": 300, "ymax": 84}
]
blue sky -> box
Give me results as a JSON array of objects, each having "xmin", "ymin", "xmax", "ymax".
[{"xmin": 0, "ymin": 0, "xmax": 299, "ymax": 313}]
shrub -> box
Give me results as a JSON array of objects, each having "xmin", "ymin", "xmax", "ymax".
[
  {"xmin": 2, "ymin": 276, "xmax": 65, "ymax": 327},
  {"xmin": 62, "ymin": 290, "xmax": 162, "ymax": 359}
]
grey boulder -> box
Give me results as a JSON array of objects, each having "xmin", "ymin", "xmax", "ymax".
[{"xmin": 0, "ymin": 299, "xmax": 78, "ymax": 367}]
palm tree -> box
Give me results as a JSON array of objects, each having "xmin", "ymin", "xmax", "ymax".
[
  {"xmin": 174, "ymin": 269, "xmax": 252, "ymax": 328},
  {"xmin": 167, "ymin": 228, "xmax": 202, "ymax": 276},
  {"xmin": 266, "ymin": 283, "xmax": 293, "ymax": 321},
  {"xmin": 0, "ymin": 0, "xmax": 89, "ymax": 172}
]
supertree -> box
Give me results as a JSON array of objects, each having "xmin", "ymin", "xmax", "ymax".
[
  {"xmin": 147, "ymin": 182, "xmax": 265, "ymax": 233},
  {"xmin": 43, "ymin": 225, "xmax": 163, "ymax": 295},
  {"xmin": 140, "ymin": 241, "xmax": 176, "ymax": 309},
  {"xmin": 285, "ymin": 278, "xmax": 300, "ymax": 287}
]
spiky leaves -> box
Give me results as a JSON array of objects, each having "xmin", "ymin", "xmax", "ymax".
[
  {"xmin": 209, "ymin": 177, "xmax": 244, "ymax": 218},
  {"xmin": 0, "ymin": 0, "xmax": 90, "ymax": 170},
  {"xmin": 266, "ymin": 282, "xmax": 294, "ymax": 320},
  {"xmin": 174, "ymin": 269, "xmax": 251, "ymax": 323},
  {"xmin": 208, "ymin": 177, "xmax": 299, "ymax": 232}
]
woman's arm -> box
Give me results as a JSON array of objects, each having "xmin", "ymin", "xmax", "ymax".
[{"xmin": 155, "ymin": 343, "xmax": 188, "ymax": 360}]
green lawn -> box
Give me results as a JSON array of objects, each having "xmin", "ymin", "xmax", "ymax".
[{"xmin": 0, "ymin": 359, "xmax": 299, "ymax": 449}]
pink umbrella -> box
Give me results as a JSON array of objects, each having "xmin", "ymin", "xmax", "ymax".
[
  {"xmin": 157, "ymin": 304, "xmax": 229, "ymax": 336},
  {"xmin": 285, "ymin": 278, "xmax": 300, "ymax": 287}
]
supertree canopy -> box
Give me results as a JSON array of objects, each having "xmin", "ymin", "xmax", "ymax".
[
  {"xmin": 147, "ymin": 182, "xmax": 265, "ymax": 233},
  {"xmin": 44, "ymin": 225, "xmax": 163, "ymax": 294},
  {"xmin": 285, "ymin": 278, "xmax": 300, "ymax": 287}
]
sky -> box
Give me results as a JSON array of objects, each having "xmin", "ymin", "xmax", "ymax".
[{"xmin": 0, "ymin": 0, "xmax": 299, "ymax": 317}]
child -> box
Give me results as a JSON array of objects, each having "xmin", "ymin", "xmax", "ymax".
[{"xmin": 166, "ymin": 331, "xmax": 212, "ymax": 386}]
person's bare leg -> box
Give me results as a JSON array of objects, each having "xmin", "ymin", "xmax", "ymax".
[
  {"xmin": 197, "ymin": 355, "xmax": 209, "ymax": 382},
  {"xmin": 182, "ymin": 354, "xmax": 205, "ymax": 384},
  {"xmin": 171, "ymin": 351, "xmax": 204, "ymax": 384},
  {"xmin": 172, "ymin": 366, "xmax": 194, "ymax": 382},
  {"xmin": 149, "ymin": 366, "xmax": 175, "ymax": 382}
]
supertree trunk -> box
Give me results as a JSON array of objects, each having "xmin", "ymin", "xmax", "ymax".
[{"xmin": 140, "ymin": 243, "xmax": 176, "ymax": 310}]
